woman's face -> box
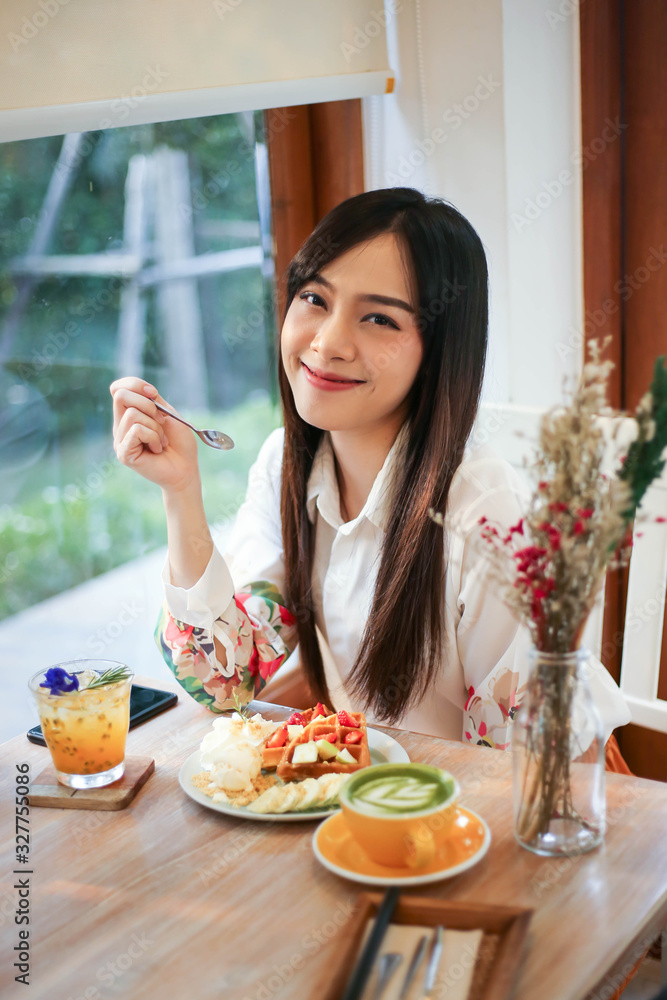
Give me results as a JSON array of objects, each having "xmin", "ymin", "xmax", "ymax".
[{"xmin": 281, "ymin": 233, "xmax": 423, "ymax": 437}]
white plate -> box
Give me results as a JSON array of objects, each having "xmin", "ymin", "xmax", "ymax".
[{"xmin": 178, "ymin": 728, "xmax": 410, "ymax": 823}]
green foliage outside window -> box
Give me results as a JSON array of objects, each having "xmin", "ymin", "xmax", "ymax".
[{"xmin": 0, "ymin": 113, "xmax": 280, "ymax": 620}]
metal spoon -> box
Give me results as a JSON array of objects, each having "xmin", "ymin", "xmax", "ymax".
[
  {"xmin": 154, "ymin": 401, "xmax": 234, "ymax": 451},
  {"xmin": 371, "ymin": 952, "xmax": 403, "ymax": 1000}
]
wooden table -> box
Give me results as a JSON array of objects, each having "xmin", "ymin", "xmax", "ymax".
[{"xmin": 2, "ymin": 676, "xmax": 667, "ymax": 1000}]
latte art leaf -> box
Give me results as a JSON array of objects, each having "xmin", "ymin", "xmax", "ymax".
[{"xmin": 352, "ymin": 775, "xmax": 447, "ymax": 814}]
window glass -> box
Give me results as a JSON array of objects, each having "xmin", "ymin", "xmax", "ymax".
[{"xmin": 0, "ymin": 112, "xmax": 280, "ymax": 621}]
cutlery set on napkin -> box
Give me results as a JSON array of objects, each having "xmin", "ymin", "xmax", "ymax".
[{"xmin": 341, "ymin": 888, "xmax": 483, "ymax": 1000}]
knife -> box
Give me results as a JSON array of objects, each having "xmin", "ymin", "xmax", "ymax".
[
  {"xmin": 421, "ymin": 925, "xmax": 444, "ymax": 999},
  {"xmin": 398, "ymin": 933, "xmax": 429, "ymax": 1000}
]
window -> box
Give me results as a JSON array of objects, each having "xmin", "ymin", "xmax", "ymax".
[{"xmin": 0, "ymin": 111, "xmax": 281, "ymax": 621}]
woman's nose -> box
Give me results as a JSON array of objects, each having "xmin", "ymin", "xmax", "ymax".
[{"xmin": 310, "ymin": 312, "xmax": 356, "ymax": 360}]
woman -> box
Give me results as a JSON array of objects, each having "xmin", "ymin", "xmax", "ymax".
[{"xmin": 111, "ymin": 187, "xmax": 629, "ymax": 747}]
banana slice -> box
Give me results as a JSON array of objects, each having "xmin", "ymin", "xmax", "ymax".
[
  {"xmin": 315, "ymin": 773, "xmax": 345, "ymax": 806},
  {"xmin": 272, "ymin": 782, "xmax": 303, "ymax": 813},
  {"xmin": 247, "ymin": 785, "xmax": 285, "ymax": 814},
  {"xmin": 324, "ymin": 773, "xmax": 352, "ymax": 806},
  {"xmin": 294, "ymin": 778, "xmax": 321, "ymax": 811}
]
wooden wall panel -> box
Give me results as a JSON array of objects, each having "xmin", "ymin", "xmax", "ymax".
[
  {"xmin": 580, "ymin": 0, "xmax": 626, "ymax": 691},
  {"xmin": 623, "ymin": 1, "xmax": 667, "ymax": 411},
  {"xmin": 581, "ymin": 0, "xmax": 667, "ymax": 779},
  {"xmin": 619, "ymin": 0, "xmax": 667, "ymax": 777},
  {"xmin": 580, "ymin": 0, "xmax": 623, "ymax": 407}
]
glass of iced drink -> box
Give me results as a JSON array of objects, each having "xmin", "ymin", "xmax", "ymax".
[{"xmin": 29, "ymin": 660, "xmax": 133, "ymax": 789}]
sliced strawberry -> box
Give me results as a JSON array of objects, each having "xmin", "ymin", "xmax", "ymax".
[
  {"xmin": 266, "ymin": 725, "xmax": 288, "ymax": 749},
  {"xmin": 314, "ymin": 702, "xmax": 329, "ymax": 717},
  {"xmin": 286, "ymin": 711, "xmax": 306, "ymax": 726},
  {"xmin": 316, "ymin": 731, "xmax": 337, "ymax": 744},
  {"xmin": 337, "ymin": 710, "xmax": 360, "ymax": 729},
  {"xmin": 344, "ymin": 731, "xmax": 362, "ymax": 744}
]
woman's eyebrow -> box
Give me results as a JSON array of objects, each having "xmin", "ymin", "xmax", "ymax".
[
  {"xmin": 359, "ymin": 293, "xmax": 415, "ymax": 314},
  {"xmin": 311, "ymin": 274, "xmax": 415, "ymax": 314}
]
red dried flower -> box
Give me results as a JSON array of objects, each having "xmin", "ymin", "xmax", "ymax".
[{"xmin": 538, "ymin": 522, "xmax": 562, "ymax": 550}]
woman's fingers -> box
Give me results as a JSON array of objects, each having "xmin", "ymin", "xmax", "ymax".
[
  {"xmin": 115, "ymin": 421, "xmax": 165, "ymax": 465},
  {"xmin": 114, "ymin": 406, "xmax": 166, "ymax": 453},
  {"xmin": 110, "ymin": 375, "xmax": 199, "ymax": 491},
  {"xmin": 111, "ymin": 382, "xmax": 165, "ymax": 436},
  {"xmin": 110, "ymin": 376, "xmax": 158, "ymax": 398}
]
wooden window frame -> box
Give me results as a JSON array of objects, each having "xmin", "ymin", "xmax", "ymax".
[{"xmin": 265, "ymin": 100, "xmax": 364, "ymax": 323}]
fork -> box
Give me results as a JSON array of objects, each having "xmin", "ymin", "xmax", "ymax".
[{"xmin": 371, "ymin": 952, "xmax": 403, "ymax": 1000}]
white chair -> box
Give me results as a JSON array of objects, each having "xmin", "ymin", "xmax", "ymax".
[{"xmin": 618, "ymin": 465, "xmax": 667, "ymax": 733}]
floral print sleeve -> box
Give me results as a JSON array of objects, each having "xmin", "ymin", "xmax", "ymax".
[
  {"xmin": 462, "ymin": 668, "xmax": 528, "ymax": 750},
  {"xmin": 446, "ymin": 472, "xmax": 533, "ymax": 751},
  {"xmin": 155, "ymin": 580, "xmax": 297, "ymax": 713}
]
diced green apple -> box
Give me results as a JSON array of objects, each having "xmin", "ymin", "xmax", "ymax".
[
  {"xmin": 316, "ymin": 739, "xmax": 338, "ymax": 760},
  {"xmin": 292, "ymin": 743, "xmax": 318, "ymax": 765},
  {"xmin": 287, "ymin": 724, "xmax": 304, "ymax": 740},
  {"xmin": 311, "ymin": 714, "xmax": 326, "ymax": 723},
  {"xmin": 335, "ymin": 748, "xmax": 356, "ymax": 765}
]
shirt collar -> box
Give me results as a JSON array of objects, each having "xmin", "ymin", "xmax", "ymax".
[{"xmin": 306, "ymin": 424, "xmax": 409, "ymax": 533}]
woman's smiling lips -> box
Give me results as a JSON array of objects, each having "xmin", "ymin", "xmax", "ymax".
[{"xmin": 300, "ymin": 362, "xmax": 366, "ymax": 392}]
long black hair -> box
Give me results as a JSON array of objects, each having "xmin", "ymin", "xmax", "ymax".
[{"xmin": 279, "ymin": 188, "xmax": 488, "ymax": 723}]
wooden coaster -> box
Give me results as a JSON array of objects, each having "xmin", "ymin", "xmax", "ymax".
[{"xmin": 28, "ymin": 756, "xmax": 155, "ymax": 811}]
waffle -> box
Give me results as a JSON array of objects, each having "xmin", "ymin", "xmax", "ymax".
[
  {"xmin": 260, "ymin": 704, "xmax": 331, "ymax": 771},
  {"xmin": 276, "ymin": 711, "xmax": 371, "ymax": 781}
]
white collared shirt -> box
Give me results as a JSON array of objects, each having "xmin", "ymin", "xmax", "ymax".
[{"xmin": 162, "ymin": 426, "xmax": 630, "ymax": 743}]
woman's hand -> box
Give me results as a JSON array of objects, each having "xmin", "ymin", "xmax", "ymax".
[{"xmin": 110, "ymin": 377, "xmax": 200, "ymax": 494}]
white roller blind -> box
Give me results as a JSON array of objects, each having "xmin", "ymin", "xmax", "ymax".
[{"xmin": 0, "ymin": 0, "xmax": 394, "ymax": 142}]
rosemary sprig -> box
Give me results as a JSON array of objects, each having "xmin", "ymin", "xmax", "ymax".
[
  {"xmin": 85, "ymin": 665, "xmax": 133, "ymax": 689},
  {"xmin": 232, "ymin": 692, "xmax": 252, "ymax": 722}
]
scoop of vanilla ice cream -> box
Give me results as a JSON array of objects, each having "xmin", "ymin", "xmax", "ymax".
[
  {"xmin": 198, "ymin": 711, "xmax": 279, "ymax": 795},
  {"xmin": 206, "ymin": 741, "xmax": 262, "ymax": 793},
  {"xmin": 200, "ymin": 712, "xmax": 278, "ymax": 769}
]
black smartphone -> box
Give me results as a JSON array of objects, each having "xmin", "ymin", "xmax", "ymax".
[{"xmin": 26, "ymin": 684, "xmax": 178, "ymax": 746}]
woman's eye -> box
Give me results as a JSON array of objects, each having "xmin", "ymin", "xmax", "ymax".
[
  {"xmin": 300, "ymin": 291, "xmax": 325, "ymax": 307},
  {"xmin": 364, "ymin": 313, "xmax": 399, "ymax": 329}
]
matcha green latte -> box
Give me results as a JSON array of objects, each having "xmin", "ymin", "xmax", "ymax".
[
  {"xmin": 340, "ymin": 763, "xmax": 461, "ymax": 868},
  {"xmin": 346, "ymin": 764, "xmax": 455, "ymax": 815}
]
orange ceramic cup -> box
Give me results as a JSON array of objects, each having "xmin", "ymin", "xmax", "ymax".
[{"xmin": 339, "ymin": 763, "xmax": 460, "ymax": 868}]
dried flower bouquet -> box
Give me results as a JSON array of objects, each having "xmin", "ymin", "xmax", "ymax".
[
  {"xmin": 439, "ymin": 342, "xmax": 667, "ymax": 850},
  {"xmin": 480, "ymin": 343, "xmax": 666, "ymax": 654}
]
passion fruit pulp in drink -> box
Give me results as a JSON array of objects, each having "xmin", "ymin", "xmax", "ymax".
[{"xmin": 38, "ymin": 681, "xmax": 131, "ymax": 775}]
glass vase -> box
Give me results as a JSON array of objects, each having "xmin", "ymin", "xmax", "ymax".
[{"xmin": 512, "ymin": 647, "xmax": 605, "ymax": 856}]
